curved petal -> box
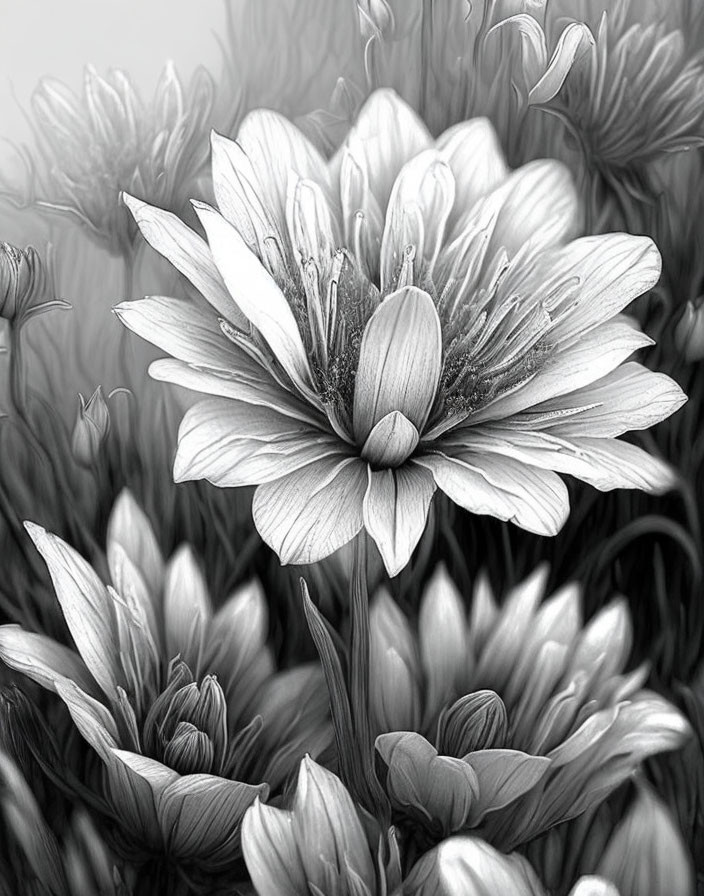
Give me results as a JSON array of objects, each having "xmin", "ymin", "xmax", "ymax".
[
  {"xmin": 361, "ymin": 411, "xmax": 419, "ymax": 468},
  {"xmin": 462, "ymin": 750, "xmax": 551, "ymax": 826},
  {"xmin": 114, "ymin": 295, "xmax": 245, "ymax": 371},
  {"xmin": 529, "ymin": 22, "xmax": 595, "ymax": 105},
  {"xmin": 194, "ymin": 203, "xmax": 316, "ymax": 401},
  {"xmin": 252, "ymin": 456, "xmax": 368, "ymax": 565},
  {"xmin": 0, "ymin": 626, "xmax": 100, "ymax": 698},
  {"xmin": 122, "ymin": 193, "xmax": 247, "ymax": 327},
  {"xmin": 175, "ymin": 398, "xmax": 345, "ymax": 487},
  {"xmin": 417, "ymin": 452, "xmax": 569, "ymax": 536},
  {"xmin": 363, "ymin": 463, "xmax": 436, "ymax": 577},
  {"xmin": 24, "ymin": 523, "xmax": 121, "ymax": 698},
  {"xmin": 54, "ymin": 679, "xmax": 119, "ymax": 760},
  {"xmin": 242, "ymin": 799, "xmax": 308, "ymax": 896},
  {"xmin": 352, "ymin": 287, "xmax": 442, "ymax": 441},
  {"xmin": 335, "ymin": 88, "xmax": 432, "ymax": 214},
  {"xmin": 107, "ymin": 489, "xmax": 164, "ymax": 598},
  {"xmin": 163, "ymin": 546, "xmax": 211, "ymax": 672}
]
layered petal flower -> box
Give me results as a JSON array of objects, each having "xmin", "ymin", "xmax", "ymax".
[
  {"xmin": 368, "ymin": 565, "xmax": 691, "ymax": 849},
  {"xmin": 117, "ymin": 88, "xmax": 684, "ymax": 578},
  {"xmin": 0, "ymin": 490, "xmax": 332, "ymax": 873}
]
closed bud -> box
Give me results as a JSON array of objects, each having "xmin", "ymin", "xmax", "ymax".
[
  {"xmin": 71, "ymin": 386, "xmax": 110, "ymax": 467},
  {"xmin": 675, "ymin": 299, "xmax": 704, "ymax": 362},
  {"xmin": 436, "ymin": 690, "xmax": 508, "ymax": 757},
  {"xmin": 0, "ymin": 243, "xmax": 43, "ymax": 325}
]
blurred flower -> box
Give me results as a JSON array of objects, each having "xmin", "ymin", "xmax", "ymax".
[
  {"xmin": 0, "ymin": 747, "xmax": 132, "ymax": 895},
  {"xmin": 0, "ymin": 490, "xmax": 331, "ymax": 874},
  {"xmin": 505, "ymin": 2, "xmax": 704, "ymax": 176},
  {"xmin": 117, "ymin": 88, "xmax": 684, "ymax": 579},
  {"xmin": 70, "ymin": 386, "xmax": 111, "ymax": 468},
  {"xmin": 674, "ymin": 299, "xmax": 704, "ymax": 362},
  {"xmin": 403, "ymin": 835, "xmax": 618, "ymax": 896},
  {"xmin": 369, "ymin": 566, "xmax": 691, "ymax": 849},
  {"xmin": 10, "ymin": 64, "xmax": 214, "ymax": 256},
  {"xmin": 241, "ymin": 755, "xmax": 402, "ymax": 896},
  {"xmin": 596, "ymin": 782, "xmax": 694, "ymax": 896},
  {"xmin": 0, "ymin": 242, "xmax": 68, "ymax": 329}
]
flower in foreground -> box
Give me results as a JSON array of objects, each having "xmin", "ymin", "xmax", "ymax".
[
  {"xmin": 13, "ymin": 64, "xmax": 214, "ymax": 255},
  {"xmin": 117, "ymin": 88, "xmax": 685, "ymax": 578},
  {"xmin": 241, "ymin": 755, "xmax": 619, "ymax": 896},
  {"xmin": 369, "ymin": 565, "xmax": 690, "ymax": 850},
  {"xmin": 0, "ymin": 490, "xmax": 331, "ymax": 873}
]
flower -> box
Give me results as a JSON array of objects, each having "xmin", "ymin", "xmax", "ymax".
[
  {"xmin": 0, "ymin": 746, "xmax": 131, "ymax": 895},
  {"xmin": 241, "ymin": 755, "xmax": 402, "ymax": 896},
  {"xmin": 504, "ymin": 2, "xmax": 704, "ymax": 174},
  {"xmin": 0, "ymin": 242, "xmax": 67, "ymax": 328},
  {"xmin": 674, "ymin": 299, "xmax": 704, "ymax": 362},
  {"xmin": 117, "ymin": 89, "xmax": 685, "ymax": 578},
  {"xmin": 15, "ymin": 64, "xmax": 214, "ymax": 255},
  {"xmin": 70, "ymin": 386, "xmax": 111, "ymax": 467},
  {"xmin": 0, "ymin": 490, "xmax": 331, "ymax": 874},
  {"xmin": 369, "ymin": 565, "xmax": 691, "ymax": 849},
  {"xmin": 403, "ymin": 835, "xmax": 619, "ymax": 896}
]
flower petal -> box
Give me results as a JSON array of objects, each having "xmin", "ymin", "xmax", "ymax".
[
  {"xmin": 114, "ymin": 295, "xmax": 246, "ymax": 371},
  {"xmin": 417, "ymin": 452, "xmax": 569, "ymax": 536},
  {"xmin": 158, "ymin": 775, "xmax": 266, "ymax": 868},
  {"xmin": 0, "ymin": 626, "xmax": 99, "ymax": 698},
  {"xmin": 252, "ymin": 456, "xmax": 368, "ymax": 565},
  {"xmin": 194, "ymin": 203, "xmax": 316, "ymax": 400},
  {"xmin": 361, "ymin": 411, "xmax": 419, "ymax": 468},
  {"xmin": 163, "ymin": 546, "xmax": 211, "ymax": 673},
  {"xmin": 462, "ymin": 749, "xmax": 551, "ymax": 826},
  {"xmin": 54, "ymin": 679, "xmax": 119, "ymax": 760},
  {"xmin": 174, "ymin": 398, "xmax": 343, "ymax": 487},
  {"xmin": 122, "ymin": 193, "xmax": 247, "ymax": 327},
  {"xmin": 106, "ymin": 489, "xmax": 164, "ymax": 598},
  {"xmin": 528, "ymin": 22, "xmax": 595, "ymax": 105},
  {"xmin": 24, "ymin": 523, "xmax": 121, "ymax": 697},
  {"xmin": 363, "ymin": 463, "xmax": 436, "ymax": 577},
  {"xmin": 353, "ymin": 286, "xmax": 442, "ymax": 441},
  {"xmin": 241, "ymin": 799, "xmax": 308, "ymax": 896}
]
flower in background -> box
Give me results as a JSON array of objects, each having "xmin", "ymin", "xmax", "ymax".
[
  {"xmin": 0, "ymin": 242, "xmax": 68, "ymax": 330},
  {"xmin": 70, "ymin": 386, "xmax": 111, "ymax": 468},
  {"xmin": 118, "ymin": 88, "xmax": 685, "ymax": 578},
  {"xmin": 0, "ymin": 747, "xmax": 132, "ymax": 895},
  {"xmin": 0, "ymin": 490, "xmax": 331, "ymax": 874},
  {"xmin": 241, "ymin": 755, "xmax": 402, "ymax": 896},
  {"xmin": 674, "ymin": 299, "xmax": 704, "ymax": 363},
  {"xmin": 9, "ymin": 64, "xmax": 214, "ymax": 256},
  {"xmin": 369, "ymin": 565, "xmax": 690, "ymax": 850},
  {"xmin": 504, "ymin": 2, "xmax": 704, "ymax": 177}
]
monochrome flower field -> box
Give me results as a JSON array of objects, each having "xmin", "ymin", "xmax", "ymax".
[{"xmin": 0, "ymin": 1, "xmax": 701, "ymax": 894}]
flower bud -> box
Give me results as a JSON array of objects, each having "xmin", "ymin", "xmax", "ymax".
[
  {"xmin": 71, "ymin": 386, "xmax": 110, "ymax": 467},
  {"xmin": 436, "ymin": 690, "xmax": 508, "ymax": 757},
  {"xmin": 0, "ymin": 243, "xmax": 42, "ymax": 325},
  {"xmin": 675, "ymin": 299, "xmax": 704, "ymax": 362}
]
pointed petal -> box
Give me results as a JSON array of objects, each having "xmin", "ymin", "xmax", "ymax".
[
  {"xmin": 24, "ymin": 523, "xmax": 121, "ymax": 697},
  {"xmin": 361, "ymin": 411, "xmax": 419, "ymax": 468},
  {"xmin": 0, "ymin": 626, "xmax": 99, "ymax": 698},
  {"xmin": 114, "ymin": 295, "xmax": 244, "ymax": 370},
  {"xmin": 418, "ymin": 452, "xmax": 569, "ymax": 536},
  {"xmin": 122, "ymin": 193, "xmax": 247, "ymax": 326},
  {"xmin": 463, "ymin": 750, "xmax": 551, "ymax": 826},
  {"xmin": 174, "ymin": 398, "xmax": 343, "ymax": 487},
  {"xmin": 163, "ymin": 546, "xmax": 211, "ymax": 671},
  {"xmin": 353, "ymin": 286, "xmax": 442, "ymax": 441},
  {"xmin": 54, "ymin": 679, "xmax": 119, "ymax": 760},
  {"xmin": 529, "ymin": 22, "xmax": 595, "ymax": 105},
  {"xmin": 252, "ymin": 456, "xmax": 368, "ymax": 565},
  {"xmin": 363, "ymin": 464, "xmax": 436, "ymax": 577},
  {"xmin": 242, "ymin": 799, "xmax": 308, "ymax": 896},
  {"xmin": 106, "ymin": 489, "xmax": 164, "ymax": 597},
  {"xmin": 194, "ymin": 203, "xmax": 315, "ymax": 399}
]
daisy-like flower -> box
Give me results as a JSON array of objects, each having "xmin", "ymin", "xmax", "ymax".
[
  {"xmin": 0, "ymin": 490, "xmax": 331, "ymax": 875},
  {"xmin": 504, "ymin": 1, "xmax": 704, "ymax": 174},
  {"xmin": 14, "ymin": 64, "xmax": 214, "ymax": 255},
  {"xmin": 368, "ymin": 565, "xmax": 691, "ymax": 850},
  {"xmin": 241, "ymin": 755, "xmax": 620, "ymax": 896},
  {"xmin": 116, "ymin": 88, "xmax": 685, "ymax": 578}
]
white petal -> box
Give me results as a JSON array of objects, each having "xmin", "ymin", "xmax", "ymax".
[
  {"xmin": 363, "ymin": 463, "xmax": 436, "ymax": 577},
  {"xmin": 122, "ymin": 192, "xmax": 247, "ymax": 327},
  {"xmin": 252, "ymin": 456, "xmax": 368, "ymax": 565},
  {"xmin": 242, "ymin": 800, "xmax": 307, "ymax": 896},
  {"xmin": 175, "ymin": 398, "xmax": 344, "ymax": 487},
  {"xmin": 163, "ymin": 545, "xmax": 211, "ymax": 671},
  {"xmin": 0, "ymin": 626, "xmax": 99, "ymax": 698},
  {"xmin": 352, "ymin": 286, "xmax": 442, "ymax": 441},
  {"xmin": 54, "ymin": 679, "xmax": 119, "ymax": 760},
  {"xmin": 107, "ymin": 489, "xmax": 164, "ymax": 597},
  {"xmin": 418, "ymin": 452, "xmax": 569, "ymax": 536},
  {"xmin": 361, "ymin": 411, "xmax": 419, "ymax": 468},
  {"xmin": 24, "ymin": 523, "xmax": 121, "ymax": 697},
  {"xmin": 529, "ymin": 22, "xmax": 595, "ymax": 105},
  {"xmin": 194, "ymin": 203, "xmax": 316, "ymax": 401}
]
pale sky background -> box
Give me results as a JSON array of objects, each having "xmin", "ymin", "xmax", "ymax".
[{"xmin": 0, "ymin": 0, "xmax": 227, "ymax": 162}]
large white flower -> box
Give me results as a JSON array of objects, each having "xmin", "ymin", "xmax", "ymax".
[{"xmin": 116, "ymin": 88, "xmax": 685, "ymax": 577}]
